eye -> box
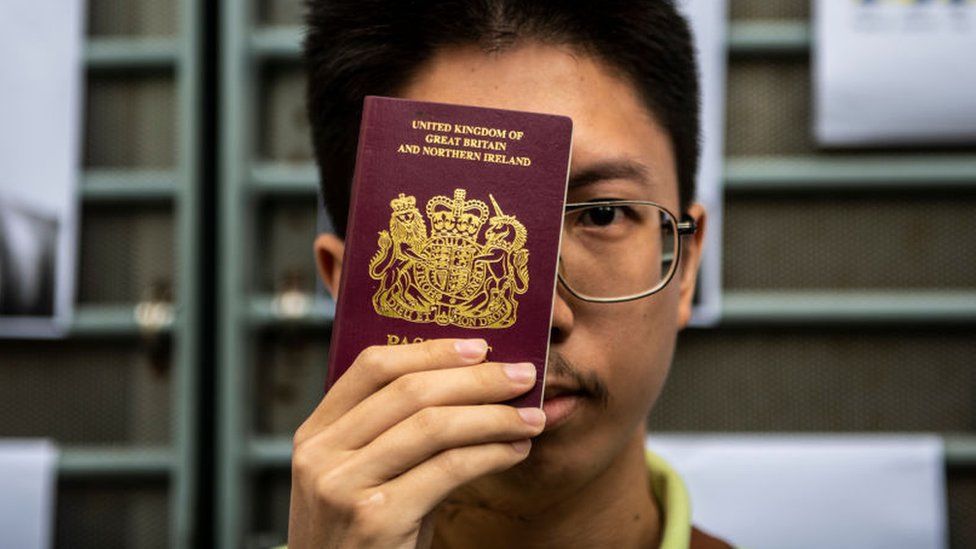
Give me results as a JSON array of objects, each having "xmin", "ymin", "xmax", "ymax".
[
  {"xmin": 577, "ymin": 204, "xmax": 638, "ymax": 228},
  {"xmin": 581, "ymin": 205, "xmax": 617, "ymax": 226}
]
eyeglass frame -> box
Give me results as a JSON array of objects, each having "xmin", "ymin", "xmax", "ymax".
[{"xmin": 557, "ymin": 199, "xmax": 699, "ymax": 303}]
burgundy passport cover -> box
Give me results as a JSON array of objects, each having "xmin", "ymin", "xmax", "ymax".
[{"xmin": 326, "ymin": 96, "xmax": 573, "ymax": 408}]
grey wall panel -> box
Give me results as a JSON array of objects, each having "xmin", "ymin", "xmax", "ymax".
[
  {"xmin": 85, "ymin": 75, "xmax": 177, "ymax": 169},
  {"xmin": 258, "ymin": 66, "xmax": 313, "ymax": 164},
  {"xmin": 253, "ymin": 333, "xmax": 328, "ymax": 436},
  {"xmin": 730, "ymin": 0, "xmax": 809, "ymax": 21},
  {"xmin": 78, "ymin": 205, "xmax": 175, "ymax": 304},
  {"xmin": 726, "ymin": 59, "xmax": 812, "ymax": 156},
  {"xmin": 948, "ymin": 471, "xmax": 976, "ymax": 549},
  {"xmin": 249, "ymin": 471, "xmax": 291, "ymax": 549},
  {"xmin": 723, "ymin": 195, "xmax": 976, "ymax": 290},
  {"xmin": 88, "ymin": 0, "xmax": 178, "ymax": 37},
  {"xmin": 56, "ymin": 480, "xmax": 169, "ymax": 548},
  {"xmin": 258, "ymin": 0, "xmax": 304, "ymax": 27},
  {"xmin": 651, "ymin": 329, "xmax": 976, "ymax": 432},
  {"xmin": 255, "ymin": 198, "xmax": 318, "ymax": 295},
  {"xmin": 0, "ymin": 341, "xmax": 171, "ymax": 444}
]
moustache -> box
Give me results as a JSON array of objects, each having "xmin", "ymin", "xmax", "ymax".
[{"xmin": 546, "ymin": 351, "xmax": 609, "ymax": 410}]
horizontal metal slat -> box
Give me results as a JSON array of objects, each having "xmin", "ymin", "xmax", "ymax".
[
  {"xmin": 250, "ymin": 27, "xmax": 303, "ymax": 60},
  {"xmin": 71, "ymin": 304, "xmax": 174, "ymax": 337},
  {"xmin": 250, "ymin": 26, "xmax": 302, "ymax": 60},
  {"xmin": 247, "ymin": 295, "xmax": 335, "ymax": 328},
  {"xmin": 82, "ymin": 170, "xmax": 178, "ymax": 201},
  {"xmin": 725, "ymin": 156, "xmax": 976, "ymax": 192},
  {"xmin": 250, "ymin": 163, "xmax": 318, "ymax": 196},
  {"xmin": 85, "ymin": 38, "xmax": 179, "ymax": 70},
  {"xmin": 59, "ymin": 446, "xmax": 172, "ymax": 478},
  {"xmin": 727, "ymin": 21, "xmax": 810, "ymax": 56},
  {"xmin": 721, "ymin": 291, "xmax": 976, "ymax": 325}
]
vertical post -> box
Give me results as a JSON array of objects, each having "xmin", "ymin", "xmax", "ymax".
[
  {"xmin": 219, "ymin": 0, "xmax": 255, "ymax": 546},
  {"xmin": 172, "ymin": 0, "xmax": 201, "ymax": 546}
]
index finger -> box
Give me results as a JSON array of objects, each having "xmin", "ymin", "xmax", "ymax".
[{"xmin": 298, "ymin": 338, "xmax": 489, "ymax": 438}]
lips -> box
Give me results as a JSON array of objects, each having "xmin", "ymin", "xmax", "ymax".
[
  {"xmin": 541, "ymin": 381, "xmax": 587, "ymax": 430},
  {"xmin": 543, "ymin": 376, "xmax": 584, "ymax": 397}
]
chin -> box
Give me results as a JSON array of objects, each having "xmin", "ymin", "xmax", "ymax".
[{"xmin": 513, "ymin": 419, "xmax": 596, "ymax": 478}]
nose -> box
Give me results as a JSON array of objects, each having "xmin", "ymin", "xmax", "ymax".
[{"xmin": 550, "ymin": 276, "xmax": 575, "ymax": 344}]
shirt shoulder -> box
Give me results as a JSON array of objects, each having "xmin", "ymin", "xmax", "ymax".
[{"xmin": 645, "ymin": 448, "xmax": 734, "ymax": 549}]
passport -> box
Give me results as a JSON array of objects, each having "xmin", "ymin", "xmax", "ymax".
[{"xmin": 326, "ymin": 96, "xmax": 573, "ymax": 408}]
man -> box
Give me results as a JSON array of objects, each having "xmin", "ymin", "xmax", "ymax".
[{"xmin": 289, "ymin": 1, "xmax": 727, "ymax": 547}]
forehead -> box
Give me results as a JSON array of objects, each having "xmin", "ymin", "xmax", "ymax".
[{"xmin": 397, "ymin": 42, "xmax": 679, "ymax": 206}]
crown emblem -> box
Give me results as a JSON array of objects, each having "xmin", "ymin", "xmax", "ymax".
[
  {"xmin": 390, "ymin": 193, "xmax": 416, "ymax": 214},
  {"xmin": 426, "ymin": 189, "xmax": 489, "ymax": 240},
  {"xmin": 368, "ymin": 188, "xmax": 530, "ymax": 329}
]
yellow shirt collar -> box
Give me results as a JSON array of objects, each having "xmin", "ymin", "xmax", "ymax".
[{"xmin": 646, "ymin": 448, "xmax": 692, "ymax": 549}]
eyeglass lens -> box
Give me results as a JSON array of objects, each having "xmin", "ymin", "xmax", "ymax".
[{"xmin": 559, "ymin": 203, "xmax": 678, "ymax": 299}]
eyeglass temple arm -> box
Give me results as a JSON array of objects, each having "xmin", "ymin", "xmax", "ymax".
[{"xmin": 676, "ymin": 215, "xmax": 697, "ymax": 236}]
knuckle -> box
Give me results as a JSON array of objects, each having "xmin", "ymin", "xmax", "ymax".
[
  {"xmin": 349, "ymin": 491, "xmax": 389, "ymax": 540},
  {"xmin": 475, "ymin": 362, "xmax": 505, "ymax": 391},
  {"xmin": 392, "ymin": 373, "xmax": 428, "ymax": 405},
  {"xmin": 411, "ymin": 407, "xmax": 440, "ymax": 438},
  {"xmin": 356, "ymin": 345, "xmax": 385, "ymax": 372},
  {"xmin": 292, "ymin": 422, "xmax": 310, "ymax": 447},
  {"xmin": 357, "ymin": 345, "xmax": 397, "ymax": 385},
  {"xmin": 421, "ymin": 340, "xmax": 440, "ymax": 364},
  {"xmin": 500, "ymin": 405, "xmax": 523, "ymax": 428},
  {"xmin": 313, "ymin": 467, "xmax": 350, "ymax": 509},
  {"xmin": 291, "ymin": 444, "xmax": 314, "ymax": 477},
  {"xmin": 292, "ymin": 429, "xmax": 345, "ymax": 483},
  {"xmin": 475, "ymin": 406, "xmax": 521, "ymax": 436},
  {"xmin": 372, "ymin": 356, "xmax": 398, "ymax": 385},
  {"xmin": 484, "ymin": 362, "xmax": 505, "ymax": 384},
  {"xmin": 435, "ymin": 450, "xmax": 467, "ymax": 482}
]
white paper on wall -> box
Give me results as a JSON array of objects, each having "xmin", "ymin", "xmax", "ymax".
[
  {"xmin": 676, "ymin": 0, "xmax": 727, "ymax": 327},
  {"xmin": 0, "ymin": 440, "xmax": 59, "ymax": 549},
  {"xmin": 0, "ymin": 0, "xmax": 85, "ymax": 338},
  {"xmin": 815, "ymin": 0, "xmax": 976, "ymax": 146},
  {"xmin": 647, "ymin": 434, "xmax": 947, "ymax": 549}
]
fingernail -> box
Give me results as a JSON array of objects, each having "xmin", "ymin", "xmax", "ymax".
[
  {"xmin": 503, "ymin": 362, "xmax": 536, "ymax": 383},
  {"xmin": 511, "ymin": 439, "xmax": 532, "ymax": 453},
  {"xmin": 517, "ymin": 407, "xmax": 546, "ymax": 427},
  {"xmin": 454, "ymin": 339, "xmax": 487, "ymax": 359}
]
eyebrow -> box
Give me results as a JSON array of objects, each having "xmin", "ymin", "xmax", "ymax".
[{"xmin": 567, "ymin": 159, "xmax": 653, "ymax": 190}]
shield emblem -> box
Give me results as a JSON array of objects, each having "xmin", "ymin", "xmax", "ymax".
[{"xmin": 421, "ymin": 235, "xmax": 476, "ymax": 297}]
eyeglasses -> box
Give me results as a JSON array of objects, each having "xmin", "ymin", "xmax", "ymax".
[{"xmin": 558, "ymin": 200, "xmax": 697, "ymax": 303}]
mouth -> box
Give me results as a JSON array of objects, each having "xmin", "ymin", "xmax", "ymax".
[{"xmin": 541, "ymin": 384, "xmax": 587, "ymax": 431}]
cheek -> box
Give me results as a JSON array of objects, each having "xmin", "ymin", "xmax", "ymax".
[{"xmin": 598, "ymin": 287, "xmax": 680, "ymax": 416}]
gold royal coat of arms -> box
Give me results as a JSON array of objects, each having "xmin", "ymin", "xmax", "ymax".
[{"xmin": 368, "ymin": 188, "xmax": 529, "ymax": 329}]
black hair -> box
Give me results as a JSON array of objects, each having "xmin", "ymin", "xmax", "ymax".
[{"xmin": 303, "ymin": 0, "xmax": 700, "ymax": 238}]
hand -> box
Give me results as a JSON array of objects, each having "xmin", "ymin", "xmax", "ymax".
[{"xmin": 288, "ymin": 339, "xmax": 545, "ymax": 548}]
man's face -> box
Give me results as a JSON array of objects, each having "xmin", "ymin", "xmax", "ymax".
[{"xmin": 391, "ymin": 42, "xmax": 705, "ymax": 492}]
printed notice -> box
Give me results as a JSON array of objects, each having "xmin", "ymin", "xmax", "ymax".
[
  {"xmin": 0, "ymin": 0, "xmax": 85, "ymax": 338},
  {"xmin": 815, "ymin": 0, "xmax": 976, "ymax": 145}
]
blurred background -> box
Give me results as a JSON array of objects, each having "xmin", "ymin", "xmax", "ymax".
[{"xmin": 0, "ymin": 0, "xmax": 974, "ymax": 547}]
